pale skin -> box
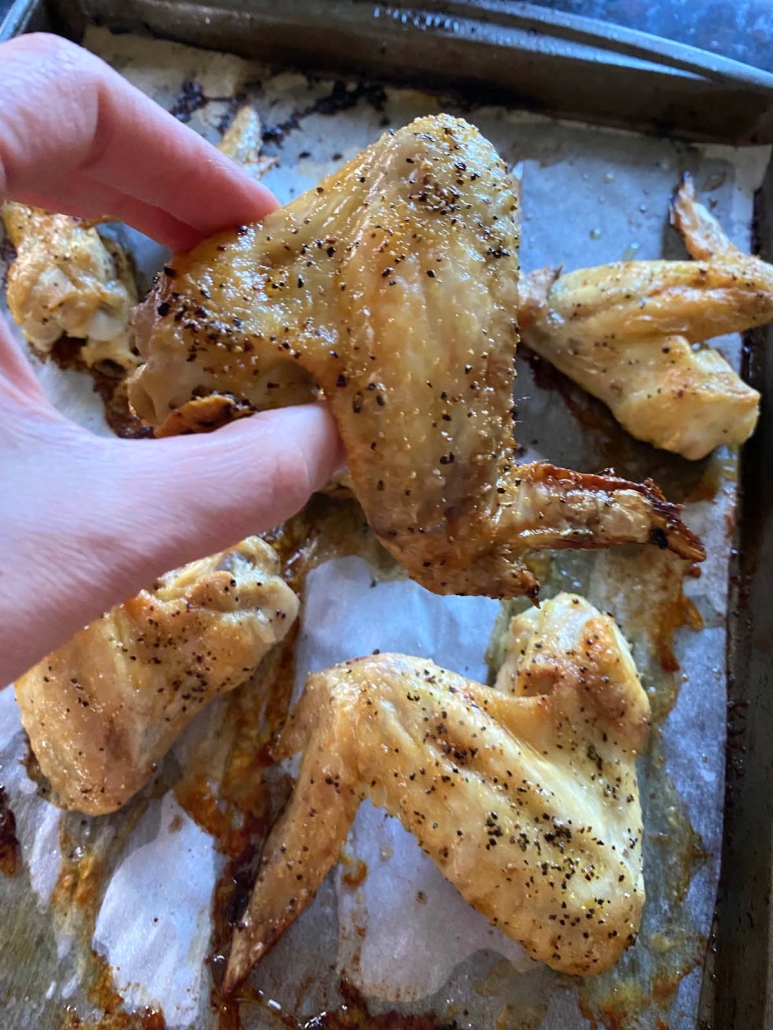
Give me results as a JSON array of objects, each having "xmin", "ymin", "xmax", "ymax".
[{"xmin": 0, "ymin": 33, "xmax": 343, "ymax": 686}]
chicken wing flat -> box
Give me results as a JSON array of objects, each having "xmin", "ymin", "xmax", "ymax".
[
  {"xmin": 226, "ymin": 592, "xmax": 650, "ymax": 988},
  {"xmin": 2, "ymin": 202, "xmax": 139, "ymax": 371},
  {"xmin": 15, "ymin": 537, "xmax": 298, "ymax": 815},
  {"xmin": 130, "ymin": 115, "xmax": 703, "ymax": 598},
  {"xmin": 518, "ymin": 175, "xmax": 769, "ymax": 460}
]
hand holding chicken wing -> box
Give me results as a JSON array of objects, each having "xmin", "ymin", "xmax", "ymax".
[
  {"xmin": 227, "ymin": 593, "xmax": 650, "ymax": 987},
  {"xmin": 0, "ymin": 35, "xmax": 340, "ymax": 686},
  {"xmin": 131, "ymin": 115, "xmax": 703, "ymax": 599}
]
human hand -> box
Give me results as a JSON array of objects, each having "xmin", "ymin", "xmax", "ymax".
[{"xmin": 0, "ymin": 34, "xmax": 343, "ymax": 685}]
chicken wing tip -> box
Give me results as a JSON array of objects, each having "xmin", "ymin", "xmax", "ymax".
[{"xmin": 669, "ymin": 172, "xmax": 696, "ymax": 231}]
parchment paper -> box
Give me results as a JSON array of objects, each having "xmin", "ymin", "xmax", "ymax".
[{"xmin": 0, "ymin": 25, "xmax": 769, "ymax": 1030}]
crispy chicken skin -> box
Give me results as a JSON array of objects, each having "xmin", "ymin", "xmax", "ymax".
[
  {"xmin": 217, "ymin": 105, "xmax": 278, "ymax": 180},
  {"xmin": 2, "ymin": 202, "xmax": 139, "ymax": 371},
  {"xmin": 518, "ymin": 175, "xmax": 769, "ymax": 460},
  {"xmin": 14, "ymin": 538, "xmax": 298, "ymax": 816},
  {"xmin": 130, "ymin": 115, "xmax": 703, "ymax": 598},
  {"xmin": 226, "ymin": 593, "xmax": 649, "ymax": 988},
  {"xmin": 0, "ymin": 104, "xmax": 272, "ymax": 376}
]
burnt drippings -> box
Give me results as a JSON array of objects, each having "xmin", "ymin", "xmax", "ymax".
[
  {"xmin": 304, "ymin": 979, "xmax": 458, "ymax": 1030},
  {"xmin": 169, "ymin": 78, "xmax": 208, "ymax": 122},
  {"xmin": 62, "ymin": 952, "xmax": 166, "ymax": 1029},
  {"xmin": 50, "ymin": 785, "xmax": 170, "ymax": 1027},
  {"xmin": 0, "ymin": 231, "xmax": 16, "ymax": 292},
  {"xmin": 262, "ymin": 80, "xmax": 388, "ymax": 146},
  {"xmin": 0, "ymin": 787, "xmax": 20, "ymax": 877},
  {"xmin": 170, "ymin": 78, "xmax": 255, "ymax": 127},
  {"xmin": 62, "ymin": 1009, "xmax": 166, "ymax": 1029},
  {"xmin": 50, "ymin": 338, "xmax": 152, "ymax": 439}
]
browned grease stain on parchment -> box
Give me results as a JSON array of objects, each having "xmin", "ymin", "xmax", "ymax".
[
  {"xmin": 340, "ymin": 855, "xmax": 369, "ymax": 889},
  {"xmin": 50, "ymin": 338, "xmax": 152, "ymax": 439},
  {"xmin": 61, "ymin": 951, "xmax": 166, "ymax": 1030},
  {"xmin": 167, "ymin": 496, "xmax": 404, "ymax": 1029},
  {"xmin": 217, "ymin": 978, "xmax": 457, "ymax": 1030},
  {"xmin": 0, "ymin": 785, "xmax": 20, "ymax": 876},
  {"xmin": 51, "ymin": 785, "xmax": 169, "ymax": 1029},
  {"xmin": 585, "ymin": 547, "xmax": 704, "ymax": 721}
]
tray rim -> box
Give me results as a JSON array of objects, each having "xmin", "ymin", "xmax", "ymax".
[
  {"xmin": 1, "ymin": 2, "xmax": 772, "ymax": 1028},
  {"xmin": 3, "ymin": 0, "xmax": 773, "ymax": 143}
]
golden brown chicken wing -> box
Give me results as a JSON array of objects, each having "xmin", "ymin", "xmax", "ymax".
[
  {"xmin": 14, "ymin": 537, "xmax": 298, "ymax": 816},
  {"xmin": 217, "ymin": 104, "xmax": 277, "ymax": 180},
  {"xmin": 226, "ymin": 592, "xmax": 650, "ymax": 988},
  {"xmin": 1, "ymin": 104, "xmax": 273, "ymax": 380},
  {"xmin": 129, "ymin": 115, "xmax": 703, "ymax": 599},
  {"xmin": 518, "ymin": 175, "xmax": 769, "ymax": 460},
  {"xmin": 2, "ymin": 202, "xmax": 139, "ymax": 371}
]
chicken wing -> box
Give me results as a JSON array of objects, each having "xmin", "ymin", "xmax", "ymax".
[
  {"xmin": 1, "ymin": 104, "xmax": 273, "ymax": 380},
  {"xmin": 518, "ymin": 175, "xmax": 769, "ymax": 460},
  {"xmin": 226, "ymin": 592, "xmax": 650, "ymax": 988},
  {"xmin": 2, "ymin": 203, "xmax": 139, "ymax": 372},
  {"xmin": 217, "ymin": 104, "xmax": 278, "ymax": 181},
  {"xmin": 14, "ymin": 537, "xmax": 298, "ymax": 816},
  {"xmin": 129, "ymin": 115, "xmax": 703, "ymax": 599}
]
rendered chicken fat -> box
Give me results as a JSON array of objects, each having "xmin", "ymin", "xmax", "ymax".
[
  {"xmin": 130, "ymin": 114, "xmax": 704, "ymax": 598},
  {"xmin": 15, "ymin": 538, "xmax": 298, "ymax": 815},
  {"xmin": 226, "ymin": 592, "xmax": 650, "ymax": 987}
]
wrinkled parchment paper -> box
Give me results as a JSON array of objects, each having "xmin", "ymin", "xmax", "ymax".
[{"xmin": 0, "ymin": 25, "xmax": 769, "ymax": 1029}]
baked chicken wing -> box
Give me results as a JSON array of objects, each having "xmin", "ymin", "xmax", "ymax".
[
  {"xmin": 518, "ymin": 175, "xmax": 770, "ymax": 460},
  {"xmin": 226, "ymin": 592, "xmax": 650, "ymax": 988},
  {"xmin": 0, "ymin": 104, "xmax": 272, "ymax": 379},
  {"xmin": 14, "ymin": 537, "xmax": 298, "ymax": 815},
  {"xmin": 217, "ymin": 104, "xmax": 277, "ymax": 181},
  {"xmin": 2, "ymin": 202, "xmax": 139, "ymax": 371},
  {"xmin": 130, "ymin": 115, "xmax": 703, "ymax": 599}
]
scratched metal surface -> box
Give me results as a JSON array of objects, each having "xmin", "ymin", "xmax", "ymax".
[{"xmin": 0, "ymin": 23, "xmax": 769, "ymax": 1030}]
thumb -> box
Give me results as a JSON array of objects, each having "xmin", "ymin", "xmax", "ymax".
[
  {"xmin": 1, "ymin": 403, "xmax": 342, "ymax": 685},
  {"xmin": 120, "ymin": 404, "xmax": 343, "ymax": 570}
]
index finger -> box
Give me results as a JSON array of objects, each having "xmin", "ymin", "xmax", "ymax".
[{"xmin": 0, "ymin": 33, "xmax": 279, "ymax": 250}]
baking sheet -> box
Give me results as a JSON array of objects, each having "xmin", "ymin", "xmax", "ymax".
[{"xmin": 0, "ymin": 24, "xmax": 769, "ymax": 1029}]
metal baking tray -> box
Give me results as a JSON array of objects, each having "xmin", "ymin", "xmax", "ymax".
[{"xmin": 2, "ymin": 2, "xmax": 773, "ymax": 1028}]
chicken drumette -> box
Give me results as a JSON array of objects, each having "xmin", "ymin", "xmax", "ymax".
[{"xmin": 226, "ymin": 592, "xmax": 650, "ymax": 988}]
